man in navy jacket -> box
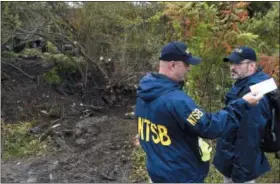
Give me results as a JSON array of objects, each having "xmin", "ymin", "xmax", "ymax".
[
  {"xmin": 213, "ymin": 46, "xmax": 271, "ymax": 183},
  {"xmin": 135, "ymin": 42, "xmax": 263, "ymax": 183}
]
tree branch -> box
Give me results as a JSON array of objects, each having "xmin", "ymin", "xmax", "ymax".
[{"xmin": 2, "ymin": 61, "xmax": 35, "ymax": 80}]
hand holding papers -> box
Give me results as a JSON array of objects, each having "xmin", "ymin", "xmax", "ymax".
[{"xmin": 250, "ymin": 78, "xmax": 277, "ymax": 96}]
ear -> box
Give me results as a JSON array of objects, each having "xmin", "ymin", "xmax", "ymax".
[
  {"xmin": 169, "ymin": 61, "xmax": 176, "ymax": 70},
  {"xmin": 249, "ymin": 62, "xmax": 257, "ymax": 72},
  {"xmin": 249, "ymin": 62, "xmax": 256, "ymax": 68}
]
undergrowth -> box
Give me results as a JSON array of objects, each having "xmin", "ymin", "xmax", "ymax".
[
  {"xmin": 1, "ymin": 121, "xmax": 52, "ymax": 160},
  {"xmin": 132, "ymin": 145, "xmax": 280, "ymax": 183}
]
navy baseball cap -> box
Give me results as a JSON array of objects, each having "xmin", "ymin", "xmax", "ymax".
[
  {"xmin": 159, "ymin": 41, "xmax": 202, "ymax": 65},
  {"xmin": 223, "ymin": 46, "xmax": 257, "ymax": 63}
]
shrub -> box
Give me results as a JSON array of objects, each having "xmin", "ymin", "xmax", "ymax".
[
  {"xmin": 43, "ymin": 67, "xmax": 61, "ymax": 85},
  {"xmin": 20, "ymin": 48, "xmax": 42, "ymax": 58}
]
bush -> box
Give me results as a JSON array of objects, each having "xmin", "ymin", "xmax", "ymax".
[
  {"xmin": 20, "ymin": 48, "xmax": 42, "ymax": 58},
  {"xmin": 43, "ymin": 67, "xmax": 61, "ymax": 85},
  {"xmin": 130, "ymin": 147, "xmax": 149, "ymax": 182},
  {"xmin": 46, "ymin": 41, "xmax": 59, "ymax": 54},
  {"xmin": 42, "ymin": 52, "xmax": 83, "ymax": 73}
]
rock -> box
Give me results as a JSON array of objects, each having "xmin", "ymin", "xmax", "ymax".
[
  {"xmin": 49, "ymin": 173, "xmax": 53, "ymax": 181},
  {"xmin": 75, "ymin": 138, "xmax": 86, "ymax": 146},
  {"xmin": 27, "ymin": 170, "xmax": 37, "ymax": 183},
  {"xmin": 124, "ymin": 111, "xmax": 136, "ymax": 120},
  {"xmin": 74, "ymin": 129, "xmax": 82, "ymax": 137}
]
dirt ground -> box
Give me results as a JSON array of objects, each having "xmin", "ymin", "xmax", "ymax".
[{"xmin": 1, "ymin": 57, "xmax": 139, "ymax": 183}]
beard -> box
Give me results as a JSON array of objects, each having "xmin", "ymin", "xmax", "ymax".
[
  {"xmin": 231, "ymin": 71, "xmax": 239, "ymax": 79},
  {"xmin": 231, "ymin": 70, "xmax": 247, "ymax": 80}
]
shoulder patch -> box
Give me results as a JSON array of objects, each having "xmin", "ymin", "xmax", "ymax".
[{"xmin": 186, "ymin": 108, "xmax": 204, "ymax": 126}]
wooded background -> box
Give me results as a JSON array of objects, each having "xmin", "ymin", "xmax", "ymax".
[{"xmin": 2, "ymin": 2, "xmax": 279, "ymax": 109}]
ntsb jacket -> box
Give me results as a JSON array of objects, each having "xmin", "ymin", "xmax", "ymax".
[
  {"xmin": 213, "ymin": 69, "xmax": 271, "ymax": 182},
  {"xmin": 135, "ymin": 72, "xmax": 252, "ymax": 183}
]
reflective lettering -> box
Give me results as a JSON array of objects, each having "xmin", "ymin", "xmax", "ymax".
[
  {"xmin": 151, "ymin": 123, "xmax": 160, "ymax": 144},
  {"xmin": 138, "ymin": 117, "xmax": 144, "ymax": 140},
  {"xmin": 186, "ymin": 108, "xmax": 204, "ymax": 126},
  {"xmin": 144, "ymin": 119, "xmax": 151, "ymax": 142},
  {"xmin": 137, "ymin": 117, "xmax": 171, "ymax": 146},
  {"xmin": 158, "ymin": 125, "xmax": 171, "ymax": 146}
]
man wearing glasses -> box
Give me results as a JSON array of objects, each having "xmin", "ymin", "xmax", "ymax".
[
  {"xmin": 213, "ymin": 46, "xmax": 271, "ymax": 183},
  {"xmin": 135, "ymin": 42, "xmax": 263, "ymax": 183}
]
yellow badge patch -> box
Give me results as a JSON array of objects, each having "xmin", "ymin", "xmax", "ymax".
[{"xmin": 186, "ymin": 108, "xmax": 203, "ymax": 126}]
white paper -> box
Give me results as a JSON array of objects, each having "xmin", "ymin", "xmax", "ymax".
[{"xmin": 249, "ymin": 78, "xmax": 277, "ymax": 95}]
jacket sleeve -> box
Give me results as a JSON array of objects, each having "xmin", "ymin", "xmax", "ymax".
[
  {"xmin": 166, "ymin": 95, "xmax": 251, "ymax": 139},
  {"xmin": 231, "ymin": 96, "xmax": 271, "ymax": 182}
]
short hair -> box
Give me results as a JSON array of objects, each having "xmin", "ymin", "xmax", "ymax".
[{"xmin": 243, "ymin": 59, "xmax": 256, "ymax": 63}]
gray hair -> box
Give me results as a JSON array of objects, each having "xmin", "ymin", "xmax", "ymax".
[{"xmin": 243, "ymin": 59, "xmax": 256, "ymax": 63}]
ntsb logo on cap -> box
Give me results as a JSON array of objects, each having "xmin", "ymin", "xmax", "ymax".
[
  {"xmin": 223, "ymin": 46, "xmax": 257, "ymax": 64},
  {"xmin": 234, "ymin": 48, "xmax": 243, "ymax": 54},
  {"xmin": 185, "ymin": 48, "xmax": 190, "ymax": 54}
]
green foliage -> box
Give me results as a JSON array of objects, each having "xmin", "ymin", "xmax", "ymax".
[
  {"xmin": 20, "ymin": 48, "xmax": 43, "ymax": 58},
  {"xmin": 42, "ymin": 52, "xmax": 83, "ymax": 73},
  {"xmin": 42, "ymin": 52, "xmax": 85, "ymax": 86},
  {"xmin": 130, "ymin": 147, "xmax": 149, "ymax": 183},
  {"xmin": 1, "ymin": 2, "xmax": 21, "ymax": 27},
  {"xmin": 240, "ymin": 2, "xmax": 279, "ymax": 54},
  {"xmin": 236, "ymin": 32, "xmax": 259, "ymax": 46},
  {"xmin": 2, "ymin": 2, "xmax": 164, "ymax": 85},
  {"xmin": 1, "ymin": 121, "xmax": 50, "ymax": 160},
  {"xmin": 66, "ymin": 2, "xmax": 165, "ymax": 82},
  {"xmin": 162, "ymin": 2, "xmax": 268, "ymax": 111},
  {"xmin": 46, "ymin": 41, "xmax": 59, "ymax": 54},
  {"xmin": 1, "ymin": 2, "xmax": 48, "ymax": 46},
  {"xmin": 1, "ymin": 2, "xmax": 21, "ymax": 43},
  {"xmin": 256, "ymin": 153, "xmax": 280, "ymax": 183},
  {"xmin": 162, "ymin": 2, "xmax": 224, "ymax": 109},
  {"xmin": 43, "ymin": 67, "xmax": 61, "ymax": 85}
]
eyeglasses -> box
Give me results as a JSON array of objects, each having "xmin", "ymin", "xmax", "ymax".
[{"xmin": 229, "ymin": 60, "xmax": 253, "ymax": 66}]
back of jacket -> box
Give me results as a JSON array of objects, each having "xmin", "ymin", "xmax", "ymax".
[
  {"xmin": 213, "ymin": 69, "xmax": 271, "ymax": 182},
  {"xmin": 135, "ymin": 73, "xmax": 251, "ymax": 183}
]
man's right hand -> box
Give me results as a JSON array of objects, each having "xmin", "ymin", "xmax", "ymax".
[{"xmin": 242, "ymin": 92, "xmax": 263, "ymax": 106}]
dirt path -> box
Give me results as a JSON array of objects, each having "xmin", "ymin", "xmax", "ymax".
[
  {"xmin": 1, "ymin": 113, "xmax": 137, "ymax": 183},
  {"xmin": 1, "ymin": 56, "xmax": 139, "ymax": 183}
]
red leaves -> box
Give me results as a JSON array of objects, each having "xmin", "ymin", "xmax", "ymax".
[
  {"xmin": 258, "ymin": 55, "xmax": 280, "ymax": 86},
  {"xmin": 237, "ymin": 10, "xmax": 249, "ymax": 22},
  {"xmin": 222, "ymin": 42, "xmax": 232, "ymax": 54}
]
